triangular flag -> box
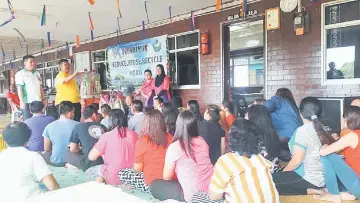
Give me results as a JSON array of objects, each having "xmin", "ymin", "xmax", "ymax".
[
  {"xmin": 90, "ymin": 30, "xmax": 94, "ymax": 41},
  {"xmin": 88, "ymin": 0, "xmax": 95, "ymax": 5},
  {"xmin": 116, "ymin": 0, "xmax": 122, "ymax": 17},
  {"xmin": 47, "ymin": 32, "xmax": 51, "ymax": 46},
  {"xmin": 190, "ymin": 11, "xmax": 195, "ymax": 30},
  {"xmin": 89, "ymin": 12, "xmax": 94, "ymax": 31},
  {"xmin": 41, "ymin": 5, "xmax": 46, "ymax": 26},
  {"xmin": 41, "ymin": 39, "xmax": 44, "ymax": 49},
  {"xmin": 169, "ymin": 6, "xmax": 172, "ymax": 26},
  {"xmin": 1, "ymin": 44, "xmax": 5, "ymax": 57},
  {"xmin": 76, "ymin": 35, "xmax": 80, "ymax": 47},
  {"xmin": 144, "ymin": 0, "xmax": 150, "ymax": 23},
  {"xmin": 216, "ymin": 0, "xmax": 221, "ymax": 11},
  {"xmin": 142, "ymin": 21, "xmax": 145, "ymax": 39},
  {"xmin": 53, "ymin": 22, "xmax": 59, "ymax": 40}
]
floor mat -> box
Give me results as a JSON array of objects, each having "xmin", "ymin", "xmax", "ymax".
[{"xmin": 49, "ymin": 166, "xmax": 159, "ymax": 202}]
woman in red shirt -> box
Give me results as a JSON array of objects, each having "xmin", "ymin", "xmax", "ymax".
[
  {"xmin": 153, "ymin": 64, "xmax": 171, "ymax": 103},
  {"xmin": 118, "ymin": 109, "xmax": 173, "ymax": 192}
]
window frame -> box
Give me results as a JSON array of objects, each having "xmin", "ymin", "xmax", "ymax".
[
  {"xmin": 168, "ymin": 30, "xmax": 201, "ymax": 90},
  {"xmin": 91, "ymin": 49, "xmax": 109, "ymax": 91},
  {"xmin": 321, "ymin": 0, "xmax": 360, "ymax": 85},
  {"xmin": 37, "ymin": 60, "xmax": 59, "ymax": 89}
]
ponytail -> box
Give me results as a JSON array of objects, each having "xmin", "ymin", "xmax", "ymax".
[{"xmin": 311, "ymin": 115, "xmax": 335, "ymax": 145}]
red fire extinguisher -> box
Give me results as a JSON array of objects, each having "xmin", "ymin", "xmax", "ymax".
[{"xmin": 201, "ymin": 30, "xmax": 209, "ymax": 55}]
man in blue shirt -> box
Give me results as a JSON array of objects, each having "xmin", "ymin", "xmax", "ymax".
[
  {"xmin": 41, "ymin": 101, "xmax": 79, "ymax": 166},
  {"xmin": 24, "ymin": 101, "xmax": 54, "ymax": 152}
]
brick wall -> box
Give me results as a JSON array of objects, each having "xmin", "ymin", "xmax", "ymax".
[{"xmin": 265, "ymin": 0, "xmax": 359, "ymax": 103}]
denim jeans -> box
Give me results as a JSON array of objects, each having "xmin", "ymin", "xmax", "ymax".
[{"xmin": 321, "ymin": 154, "xmax": 360, "ymax": 198}]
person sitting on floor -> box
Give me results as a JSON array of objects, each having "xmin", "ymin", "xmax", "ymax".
[
  {"xmin": 119, "ymin": 110, "xmax": 173, "ymax": 192},
  {"xmin": 125, "ymin": 95, "xmax": 134, "ymax": 119},
  {"xmin": 66, "ymin": 105, "xmax": 106, "ymax": 171},
  {"xmin": 24, "ymin": 101, "xmax": 55, "ymax": 152},
  {"xmin": 100, "ymin": 104, "xmax": 111, "ymax": 130},
  {"xmin": 172, "ymin": 96, "xmax": 185, "ymax": 112},
  {"xmin": 315, "ymin": 106, "xmax": 360, "ymax": 202},
  {"xmin": 339, "ymin": 98, "xmax": 360, "ymax": 140},
  {"xmin": 246, "ymin": 105, "xmax": 281, "ymax": 173},
  {"xmin": 192, "ymin": 119, "xmax": 280, "ymax": 203},
  {"xmin": 0, "ymin": 122, "xmax": 59, "ymax": 202},
  {"xmin": 162, "ymin": 102, "xmax": 179, "ymax": 135},
  {"xmin": 128, "ymin": 100, "xmax": 145, "ymax": 136},
  {"xmin": 187, "ymin": 100, "xmax": 203, "ymax": 121},
  {"xmin": 86, "ymin": 109, "xmax": 138, "ymax": 185},
  {"xmin": 154, "ymin": 96, "xmax": 164, "ymax": 112},
  {"xmin": 221, "ymin": 100, "xmax": 236, "ymax": 128},
  {"xmin": 41, "ymin": 101, "xmax": 79, "ymax": 166},
  {"xmin": 272, "ymin": 97, "xmax": 335, "ymax": 196},
  {"xmin": 150, "ymin": 110, "xmax": 214, "ymax": 203},
  {"xmin": 264, "ymin": 88, "xmax": 302, "ymax": 146},
  {"xmin": 199, "ymin": 105, "xmax": 225, "ymax": 165}
]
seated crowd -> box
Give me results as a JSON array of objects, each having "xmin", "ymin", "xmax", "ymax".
[{"xmin": 2, "ymin": 88, "xmax": 360, "ymax": 203}]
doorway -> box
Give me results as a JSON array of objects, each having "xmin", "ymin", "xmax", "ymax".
[{"xmin": 222, "ymin": 19, "xmax": 265, "ymax": 104}]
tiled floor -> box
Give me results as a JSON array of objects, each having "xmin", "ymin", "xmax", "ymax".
[{"xmin": 0, "ymin": 114, "xmax": 359, "ymax": 203}]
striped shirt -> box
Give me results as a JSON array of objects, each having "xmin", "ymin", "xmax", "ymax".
[
  {"xmin": 209, "ymin": 152, "xmax": 279, "ymax": 203},
  {"xmin": 289, "ymin": 122, "xmax": 325, "ymax": 187}
]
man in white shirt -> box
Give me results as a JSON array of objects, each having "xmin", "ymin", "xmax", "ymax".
[
  {"xmin": 128, "ymin": 100, "xmax": 145, "ymax": 135},
  {"xmin": 15, "ymin": 55, "xmax": 45, "ymax": 120},
  {"xmin": 0, "ymin": 122, "xmax": 59, "ymax": 201}
]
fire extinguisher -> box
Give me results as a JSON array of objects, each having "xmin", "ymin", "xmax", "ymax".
[{"xmin": 200, "ymin": 30, "xmax": 209, "ymax": 55}]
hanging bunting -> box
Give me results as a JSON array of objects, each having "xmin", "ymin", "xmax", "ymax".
[
  {"xmin": 142, "ymin": 21, "xmax": 145, "ymax": 39},
  {"xmin": 216, "ymin": 0, "xmax": 221, "ymax": 11},
  {"xmin": 190, "ymin": 11, "xmax": 195, "ymax": 30},
  {"xmin": 144, "ymin": 0, "xmax": 150, "ymax": 23},
  {"xmin": 90, "ymin": 30, "xmax": 94, "ymax": 41},
  {"xmin": 76, "ymin": 35, "xmax": 80, "ymax": 47},
  {"xmin": 89, "ymin": 12, "xmax": 94, "ymax": 30},
  {"xmin": 13, "ymin": 28, "xmax": 26, "ymax": 43},
  {"xmin": 88, "ymin": 0, "xmax": 95, "ymax": 5},
  {"xmin": 0, "ymin": 0, "xmax": 16, "ymax": 27},
  {"xmin": 47, "ymin": 32, "xmax": 51, "ymax": 46},
  {"xmin": 53, "ymin": 22, "xmax": 59, "ymax": 40},
  {"xmin": 26, "ymin": 45, "xmax": 28, "ymax": 54},
  {"xmin": 41, "ymin": 5, "xmax": 46, "ymax": 26},
  {"xmin": 116, "ymin": 0, "xmax": 122, "ymax": 17},
  {"xmin": 169, "ymin": 6, "xmax": 172, "ymax": 26},
  {"xmin": 18, "ymin": 38, "xmax": 23, "ymax": 48}
]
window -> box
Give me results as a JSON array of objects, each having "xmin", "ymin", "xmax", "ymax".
[
  {"xmin": 37, "ymin": 61, "xmax": 58, "ymax": 90},
  {"xmin": 229, "ymin": 54, "xmax": 264, "ymax": 87},
  {"xmin": 322, "ymin": 0, "xmax": 360, "ymax": 84},
  {"xmin": 169, "ymin": 31, "xmax": 200, "ymax": 89},
  {"xmin": 92, "ymin": 50, "xmax": 108, "ymax": 90}
]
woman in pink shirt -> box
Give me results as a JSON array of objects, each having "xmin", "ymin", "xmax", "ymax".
[
  {"xmin": 138, "ymin": 69, "xmax": 154, "ymax": 109},
  {"xmin": 150, "ymin": 110, "xmax": 214, "ymax": 202},
  {"xmin": 86, "ymin": 109, "xmax": 138, "ymax": 185}
]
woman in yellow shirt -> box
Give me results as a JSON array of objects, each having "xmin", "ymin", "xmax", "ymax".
[{"xmin": 55, "ymin": 59, "xmax": 81, "ymax": 121}]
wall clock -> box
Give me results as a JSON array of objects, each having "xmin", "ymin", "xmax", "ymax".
[{"xmin": 280, "ymin": 0, "xmax": 298, "ymax": 13}]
